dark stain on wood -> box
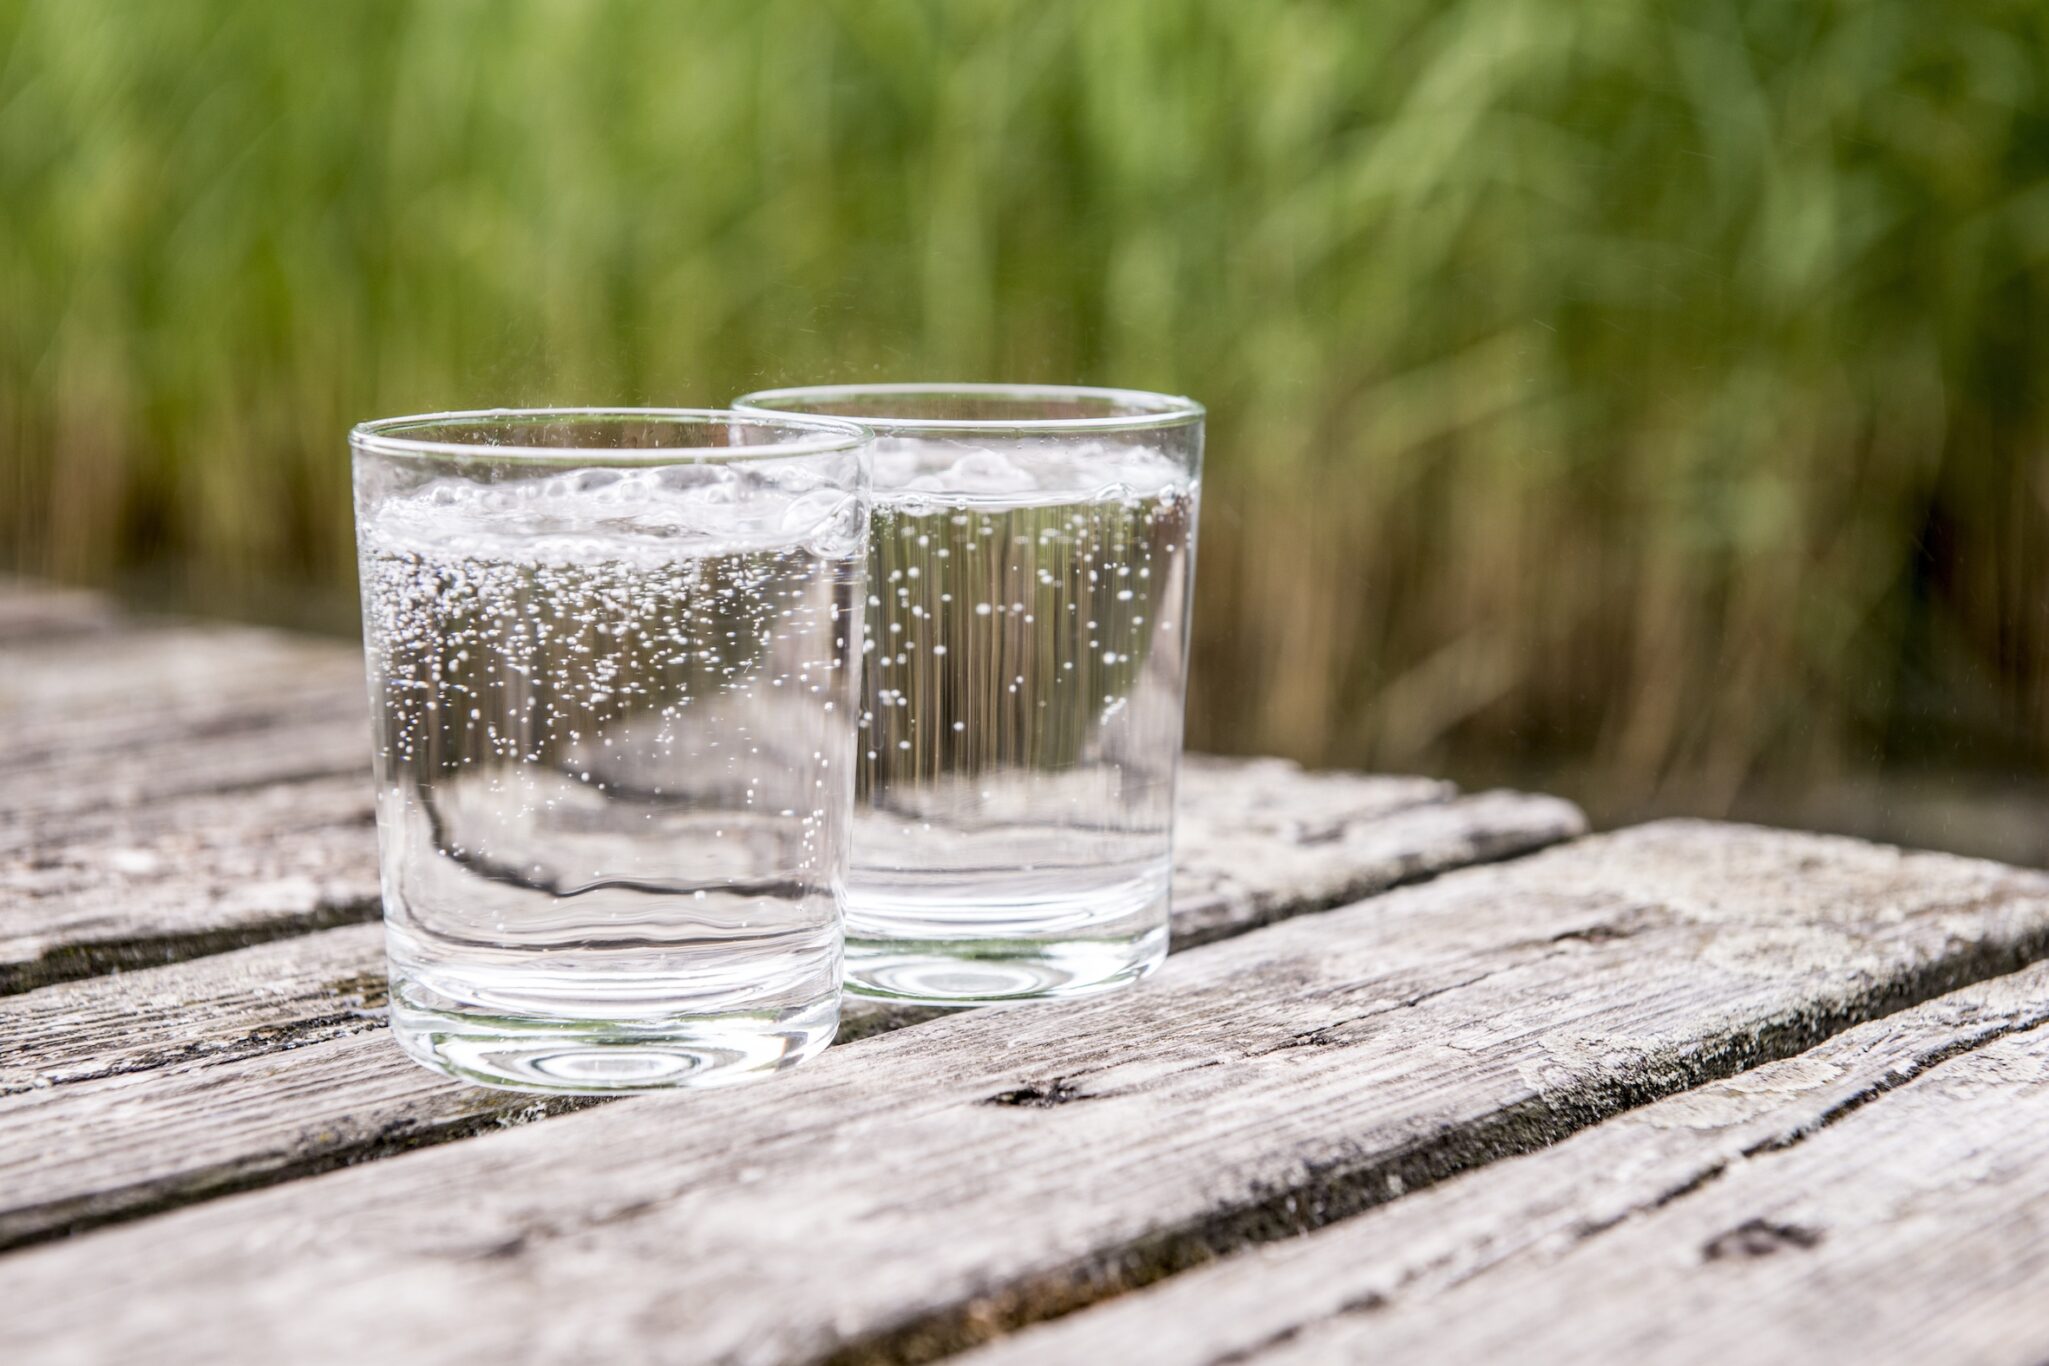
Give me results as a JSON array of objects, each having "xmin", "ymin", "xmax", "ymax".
[
  {"xmin": 985, "ymin": 1078, "xmax": 1093, "ymax": 1108},
  {"xmin": 1703, "ymin": 1218, "xmax": 1825, "ymax": 1260},
  {"xmin": 0, "ymin": 896, "xmax": 383, "ymax": 998},
  {"xmin": 816, "ymin": 921, "xmax": 2049, "ymax": 1366}
]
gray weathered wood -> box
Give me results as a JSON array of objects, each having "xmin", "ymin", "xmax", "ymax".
[
  {"xmin": 1168, "ymin": 761, "xmax": 1583, "ymax": 948},
  {"xmin": 1, "ymin": 616, "xmax": 363, "ymax": 738},
  {"xmin": 0, "ymin": 583, "xmax": 1579, "ymax": 988},
  {"xmin": 0, "ymin": 1028, "xmax": 592, "ymax": 1254},
  {"xmin": 0, "ymin": 586, "xmax": 368, "ymax": 832},
  {"xmin": 0, "ymin": 771, "xmax": 1579, "ymax": 1245},
  {"xmin": 0, "ymin": 777, "xmax": 381, "ymax": 989},
  {"xmin": 0, "ymin": 744, "xmax": 1578, "ymax": 993},
  {"xmin": 0, "ymin": 576, "xmax": 124, "ymax": 642},
  {"xmin": 965, "ymin": 960, "xmax": 2049, "ymax": 1365},
  {"xmin": 0, "ymin": 923, "xmax": 389, "ymax": 1095},
  {"xmin": 4, "ymin": 822, "xmax": 2047, "ymax": 1364},
  {"xmin": 1255, "ymin": 1009, "xmax": 2049, "ymax": 1365},
  {"xmin": 0, "ymin": 634, "xmax": 367, "ymax": 828}
]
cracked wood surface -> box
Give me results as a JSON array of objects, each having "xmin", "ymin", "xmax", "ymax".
[
  {"xmin": 11, "ymin": 577, "xmax": 2048, "ymax": 1366},
  {"xmin": 0, "ymin": 586, "xmax": 1582, "ymax": 993},
  {"xmin": 6, "ymin": 822, "xmax": 2049, "ymax": 1364},
  {"xmin": 0, "ymin": 588, "xmax": 1581, "ymax": 1247},
  {"xmin": 0, "ymin": 775, "xmax": 1580, "ymax": 1247},
  {"xmin": 0, "ymin": 578, "xmax": 124, "ymax": 642},
  {"xmin": 966, "ymin": 960, "xmax": 2049, "ymax": 1365},
  {"xmin": 0, "ymin": 758, "xmax": 1580, "ymax": 994},
  {"xmin": 1258, "ymin": 1009, "xmax": 2049, "ymax": 1364},
  {"xmin": 0, "ymin": 622, "xmax": 370, "ymax": 829},
  {"xmin": 0, "ymin": 776, "xmax": 383, "ymax": 991}
]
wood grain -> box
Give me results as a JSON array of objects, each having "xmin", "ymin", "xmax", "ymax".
[
  {"xmin": 0, "ymin": 773, "xmax": 1578, "ymax": 1244},
  {"xmin": 0, "ymin": 743, "xmax": 1578, "ymax": 994},
  {"xmin": 0, "ymin": 577, "xmax": 123, "ymax": 642},
  {"xmin": 1168, "ymin": 760, "xmax": 1583, "ymax": 948},
  {"xmin": 966, "ymin": 960, "xmax": 2049, "ymax": 1365},
  {"xmin": 0, "ymin": 923, "xmax": 389, "ymax": 1096},
  {"xmin": 0, "ymin": 776, "xmax": 381, "ymax": 990},
  {"xmin": 1255, "ymin": 1003, "xmax": 2049, "ymax": 1365},
  {"xmin": 0, "ymin": 581, "xmax": 1578, "ymax": 989},
  {"xmin": 5, "ymin": 822, "xmax": 2047, "ymax": 1364},
  {"xmin": 0, "ymin": 623, "xmax": 368, "ymax": 827}
]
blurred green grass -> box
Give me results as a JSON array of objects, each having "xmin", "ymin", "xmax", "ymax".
[{"xmin": 4, "ymin": 0, "xmax": 2048, "ymax": 818}]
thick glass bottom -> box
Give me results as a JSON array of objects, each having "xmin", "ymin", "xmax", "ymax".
[
  {"xmin": 842, "ymin": 923, "xmax": 1167, "ymax": 1006},
  {"xmin": 387, "ymin": 973, "xmax": 839, "ymax": 1095},
  {"xmin": 842, "ymin": 860, "xmax": 1171, "ymax": 1006}
]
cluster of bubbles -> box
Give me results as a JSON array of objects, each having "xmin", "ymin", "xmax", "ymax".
[
  {"xmin": 359, "ymin": 468, "xmax": 862, "ymax": 902},
  {"xmin": 855, "ymin": 439, "xmax": 1199, "ymax": 829}
]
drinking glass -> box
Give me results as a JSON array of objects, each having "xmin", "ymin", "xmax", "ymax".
[
  {"xmin": 733, "ymin": 384, "xmax": 1203, "ymax": 1005},
  {"xmin": 350, "ymin": 409, "xmax": 870, "ymax": 1091}
]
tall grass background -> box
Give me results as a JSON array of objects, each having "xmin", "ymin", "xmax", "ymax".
[{"xmin": 5, "ymin": 0, "xmax": 2048, "ymax": 823}]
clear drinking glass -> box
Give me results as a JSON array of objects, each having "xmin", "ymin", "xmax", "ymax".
[
  {"xmin": 733, "ymin": 384, "xmax": 1203, "ymax": 1005},
  {"xmin": 350, "ymin": 409, "xmax": 871, "ymax": 1092}
]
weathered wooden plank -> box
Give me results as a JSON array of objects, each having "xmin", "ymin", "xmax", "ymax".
[
  {"xmin": 965, "ymin": 960, "xmax": 2049, "ymax": 1365},
  {"xmin": 0, "ymin": 617, "xmax": 363, "ymax": 736},
  {"xmin": 0, "ymin": 776, "xmax": 381, "ymax": 989},
  {"xmin": 0, "ymin": 577, "xmax": 124, "ymax": 642},
  {"xmin": 1168, "ymin": 761, "xmax": 1582, "ymax": 948},
  {"xmin": 2, "ymin": 694, "xmax": 368, "ymax": 818},
  {"xmin": 0, "ymin": 584, "xmax": 369, "ymax": 829},
  {"xmin": 1252, "ymin": 1008, "xmax": 2049, "ymax": 1365},
  {"xmin": 0, "ymin": 774, "xmax": 1579, "ymax": 1244},
  {"xmin": 5, "ymin": 822, "xmax": 2048, "ymax": 1365},
  {"xmin": 0, "ymin": 631, "xmax": 368, "ymax": 826},
  {"xmin": 0, "ymin": 745, "xmax": 1578, "ymax": 993},
  {"xmin": 0, "ymin": 923, "xmax": 389, "ymax": 1095},
  {"xmin": 0, "ymin": 1028, "xmax": 595, "ymax": 1253}
]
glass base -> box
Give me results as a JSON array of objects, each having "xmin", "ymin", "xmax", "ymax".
[
  {"xmin": 842, "ymin": 923, "xmax": 1167, "ymax": 1007},
  {"xmin": 388, "ymin": 981, "xmax": 839, "ymax": 1095}
]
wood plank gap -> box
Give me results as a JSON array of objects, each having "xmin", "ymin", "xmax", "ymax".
[
  {"xmin": 1168, "ymin": 787, "xmax": 1587, "ymax": 951},
  {"xmin": 1587, "ymin": 1001, "xmax": 2049, "ymax": 1236},
  {"xmin": 0, "ymin": 782, "xmax": 1581, "ymax": 1248},
  {"xmin": 0, "ymin": 894, "xmax": 383, "ymax": 998},
  {"xmin": 1245, "ymin": 1002, "xmax": 2049, "ymax": 1365},
  {"xmin": 0, "ymin": 1085, "xmax": 603, "ymax": 1256},
  {"xmin": 6, "ymin": 823, "xmax": 2049, "ymax": 1365},
  {"xmin": 824, "ymin": 927, "xmax": 2049, "ymax": 1366},
  {"xmin": 2, "ymin": 757, "xmax": 1575, "ymax": 993},
  {"xmin": 958, "ymin": 967, "xmax": 2049, "ymax": 1366}
]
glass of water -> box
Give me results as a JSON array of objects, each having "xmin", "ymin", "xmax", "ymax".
[
  {"xmin": 350, "ymin": 409, "xmax": 870, "ymax": 1092},
  {"xmin": 733, "ymin": 384, "xmax": 1203, "ymax": 1005}
]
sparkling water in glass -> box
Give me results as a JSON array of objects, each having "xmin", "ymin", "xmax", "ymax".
[
  {"xmin": 350, "ymin": 409, "xmax": 870, "ymax": 1091},
  {"xmin": 734, "ymin": 385, "xmax": 1202, "ymax": 1005}
]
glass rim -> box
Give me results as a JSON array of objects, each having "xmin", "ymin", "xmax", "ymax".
[
  {"xmin": 349, "ymin": 407, "xmax": 872, "ymax": 463},
  {"xmin": 731, "ymin": 382, "xmax": 1205, "ymax": 434}
]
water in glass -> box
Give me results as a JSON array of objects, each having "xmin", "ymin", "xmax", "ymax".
[
  {"xmin": 357, "ymin": 460, "xmax": 863, "ymax": 1089},
  {"xmin": 849, "ymin": 436, "xmax": 1198, "ymax": 1001}
]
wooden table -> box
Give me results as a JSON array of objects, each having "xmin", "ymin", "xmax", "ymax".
[{"xmin": 5, "ymin": 577, "xmax": 2048, "ymax": 1364}]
